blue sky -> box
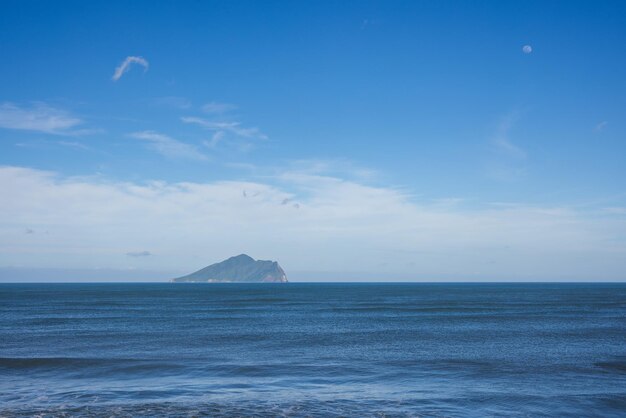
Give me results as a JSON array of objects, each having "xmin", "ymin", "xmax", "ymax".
[{"xmin": 1, "ymin": 0, "xmax": 625, "ymax": 281}]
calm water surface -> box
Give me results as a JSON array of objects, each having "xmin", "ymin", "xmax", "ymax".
[{"xmin": 1, "ymin": 283, "xmax": 625, "ymax": 417}]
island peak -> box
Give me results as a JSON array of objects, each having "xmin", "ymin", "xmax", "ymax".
[{"xmin": 172, "ymin": 255, "xmax": 288, "ymax": 283}]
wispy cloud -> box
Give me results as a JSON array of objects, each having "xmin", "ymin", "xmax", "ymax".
[
  {"xmin": 203, "ymin": 131, "xmax": 225, "ymax": 149},
  {"xmin": 56, "ymin": 141, "xmax": 90, "ymax": 150},
  {"xmin": 181, "ymin": 102, "xmax": 266, "ymax": 152},
  {"xmin": 129, "ymin": 131, "xmax": 207, "ymax": 160},
  {"xmin": 202, "ymin": 101, "xmax": 237, "ymax": 114},
  {"xmin": 112, "ymin": 56, "xmax": 149, "ymax": 81},
  {"xmin": 0, "ymin": 102, "xmax": 86, "ymax": 135},
  {"xmin": 282, "ymin": 159, "xmax": 379, "ymax": 181},
  {"xmin": 595, "ymin": 121, "xmax": 608, "ymax": 132},
  {"xmin": 485, "ymin": 113, "xmax": 528, "ymax": 181},
  {"xmin": 492, "ymin": 114, "xmax": 526, "ymax": 159},
  {"xmin": 181, "ymin": 116, "xmax": 267, "ymax": 140}
]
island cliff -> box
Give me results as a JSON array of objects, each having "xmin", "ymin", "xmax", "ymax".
[{"xmin": 172, "ymin": 254, "xmax": 288, "ymax": 283}]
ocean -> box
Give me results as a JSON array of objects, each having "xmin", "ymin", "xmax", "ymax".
[{"xmin": 0, "ymin": 283, "xmax": 625, "ymax": 417}]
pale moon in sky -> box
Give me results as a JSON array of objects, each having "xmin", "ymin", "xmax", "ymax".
[{"xmin": 522, "ymin": 45, "xmax": 533, "ymax": 54}]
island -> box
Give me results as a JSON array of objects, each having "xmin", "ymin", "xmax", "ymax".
[{"xmin": 171, "ymin": 254, "xmax": 288, "ymax": 283}]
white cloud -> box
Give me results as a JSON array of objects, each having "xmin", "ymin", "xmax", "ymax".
[
  {"xmin": 130, "ymin": 131, "xmax": 207, "ymax": 160},
  {"xmin": 112, "ymin": 56, "xmax": 149, "ymax": 81},
  {"xmin": 0, "ymin": 102, "xmax": 85, "ymax": 135},
  {"xmin": 1, "ymin": 165, "xmax": 625, "ymax": 280},
  {"xmin": 182, "ymin": 116, "xmax": 267, "ymax": 140}
]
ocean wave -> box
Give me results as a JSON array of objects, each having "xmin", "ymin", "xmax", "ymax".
[{"xmin": 0, "ymin": 357, "xmax": 186, "ymax": 377}]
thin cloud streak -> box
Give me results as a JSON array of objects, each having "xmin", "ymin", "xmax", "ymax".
[
  {"xmin": 0, "ymin": 102, "xmax": 84, "ymax": 135},
  {"xmin": 182, "ymin": 116, "xmax": 267, "ymax": 140},
  {"xmin": 129, "ymin": 131, "xmax": 207, "ymax": 160},
  {"xmin": 492, "ymin": 114, "xmax": 526, "ymax": 159},
  {"xmin": 56, "ymin": 141, "xmax": 90, "ymax": 150},
  {"xmin": 112, "ymin": 56, "xmax": 149, "ymax": 81},
  {"xmin": 203, "ymin": 131, "xmax": 225, "ymax": 149},
  {"xmin": 485, "ymin": 113, "xmax": 528, "ymax": 181}
]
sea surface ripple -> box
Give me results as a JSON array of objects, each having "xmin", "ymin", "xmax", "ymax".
[{"xmin": 1, "ymin": 283, "xmax": 625, "ymax": 417}]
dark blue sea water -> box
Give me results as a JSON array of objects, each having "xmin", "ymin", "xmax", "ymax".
[{"xmin": 1, "ymin": 283, "xmax": 625, "ymax": 417}]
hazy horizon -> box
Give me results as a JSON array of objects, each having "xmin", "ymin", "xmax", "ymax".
[{"xmin": 1, "ymin": 266, "xmax": 625, "ymax": 283}]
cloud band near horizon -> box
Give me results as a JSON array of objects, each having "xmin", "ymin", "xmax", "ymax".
[{"xmin": 1, "ymin": 165, "xmax": 625, "ymax": 281}]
